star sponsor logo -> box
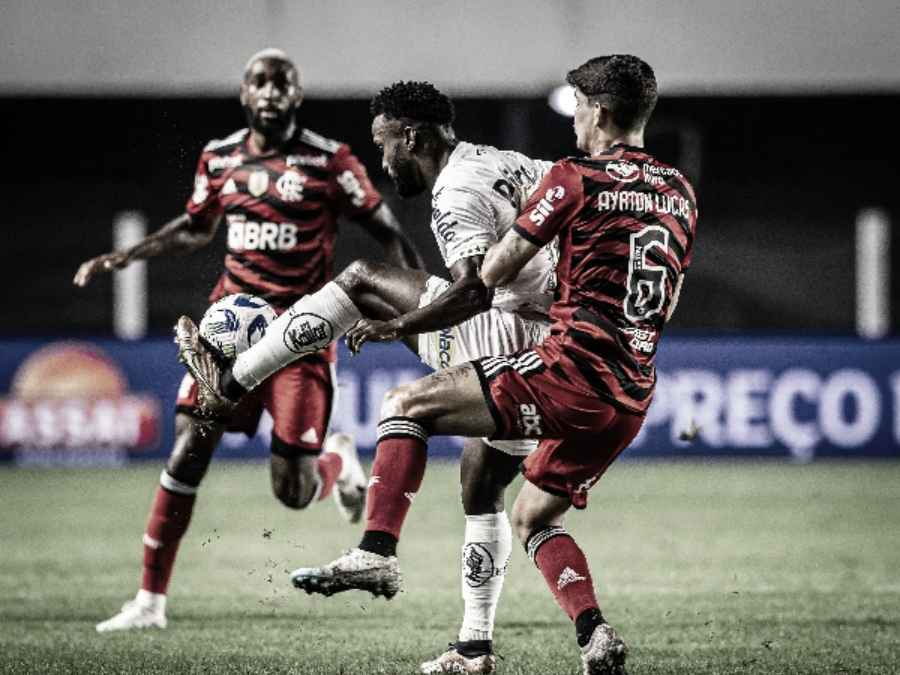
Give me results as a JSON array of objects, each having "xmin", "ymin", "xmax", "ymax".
[
  {"xmin": 248, "ymin": 170, "xmax": 269, "ymax": 197},
  {"xmin": 275, "ymin": 170, "xmax": 306, "ymax": 202},
  {"xmin": 282, "ymin": 312, "xmax": 333, "ymax": 354},
  {"xmin": 606, "ymin": 159, "xmax": 640, "ymax": 183}
]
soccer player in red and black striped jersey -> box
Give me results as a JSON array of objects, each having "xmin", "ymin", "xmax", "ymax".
[
  {"xmin": 74, "ymin": 48, "xmax": 422, "ymax": 633},
  {"xmin": 281, "ymin": 55, "xmax": 697, "ymax": 675}
]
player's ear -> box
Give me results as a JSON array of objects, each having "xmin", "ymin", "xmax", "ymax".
[
  {"xmin": 403, "ymin": 125, "xmax": 418, "ymax": 151},
  {"xmin": 294, "ymin": 85, "xmax": 304, "ymax": 107},
  {"xmin": 594, "ymin": 101, "xmax": 610, "ymax": 129},
  {"xmin": 239, "ymin": 81, "xmax": 249, "ymax": 107}
]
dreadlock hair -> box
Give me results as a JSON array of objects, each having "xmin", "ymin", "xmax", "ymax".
[
  {"xmin": 566, "ymin": 55, "xmax": 658, "ymax": 132},
  {"xmin": 370, "ymin": 81, "xmax": 456, "ymax": 146}
]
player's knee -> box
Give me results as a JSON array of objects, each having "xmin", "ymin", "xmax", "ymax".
[
  {"xmin": 167, "ymin": 426, "xmax": 216, "ymax": 486},
  {"xmin": 381, "ymin": 384, "xmax": 415, "ymax": 419},
  {"xmin": 460, "ymin": 478, "xmax": 505, "ymax": 515},
  {"xmin": 272, "ymin": 476, "xmax": 317, "ymax": 510},
  {"xmin": 271, "ymin": 455, "xmax": 319, "ymax": 510},
  {"xmin": 381, "ymin": 381, "xmax": 439, "ymax": 421},
  {"xmin": 510, "ymin": 500, "xmax": 541, "ymax": 544},
  {"xmin": 337, "ymin": 259, "xmax": 377, "ymax": 297}
]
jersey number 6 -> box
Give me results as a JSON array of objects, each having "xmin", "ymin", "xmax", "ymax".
[{"xmin": 624, "ymin": 225, "xmax": 670, "ymax": 323}]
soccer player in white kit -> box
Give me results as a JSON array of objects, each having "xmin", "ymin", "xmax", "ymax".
[{"xmin": 178, "ymin": 81, "xmax": 556, "ymax": 674}]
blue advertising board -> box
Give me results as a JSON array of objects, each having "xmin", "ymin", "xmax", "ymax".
[{"xmin": 1, "ymin": 336, "xmax": 898, "ymax": 465}]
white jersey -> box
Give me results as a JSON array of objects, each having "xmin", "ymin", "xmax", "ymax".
[{"xmin": 430, "ymin": 141, "xmax": 557, "ymax": 315}]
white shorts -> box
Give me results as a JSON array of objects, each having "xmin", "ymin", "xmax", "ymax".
[{"xmin": 418, "ymin": 276, "xmax": 550, "ymax": 456}]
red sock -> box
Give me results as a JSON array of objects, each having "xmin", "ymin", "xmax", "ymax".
[
  {"xmin": 364, "ymin": 417, "xmax": 428, "ymax": 539},
  {"xmin": 141, "ymin": 478, "xmax": 196, "ymax": 594},
  {"xmin": 316, "ymin": 452, "xmax": 343, "ymax": 500},
  {"xmin": 527, "ymin": 526, "xmax": 599, "ymax": 621}
]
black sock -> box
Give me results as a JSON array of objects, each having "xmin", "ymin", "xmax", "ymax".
[
  {"xmin": 221, "ymin": 370, "xmax": 247, "ymax": 402},
  {"xmin": 455, "ymin": 639, "xmax": 493, "ymax": 657},
  {"xmin": 359, "ymin": 530, "xmax": 397, "ymax": 557},
  {"xmin": 575, "ymin": 607, "xmax": 605, "ymax": 648}
]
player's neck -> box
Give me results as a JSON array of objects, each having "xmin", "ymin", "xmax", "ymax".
[
  {"xmin": 249, "ymin": 120, "xmax": 297, "ymax": 154},
  {"xmin": 425, "ymin": 140, "xmax": 456, "ymax": 191},
  {"xmin": 589, "ymin": 131, "xmax": 644, "ymax": 157}
]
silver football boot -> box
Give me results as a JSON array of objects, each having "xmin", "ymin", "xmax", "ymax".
[
  {"xmin": 580, "ymin": 622, "xmax": 628, "ymax": 675},
  {"xmin": 420, "ymin": 645, "xmax": 496, "ymax": 674},
  {"xmin": 290, "ymin": 548, "xmax": 401, "ymax": 599}
]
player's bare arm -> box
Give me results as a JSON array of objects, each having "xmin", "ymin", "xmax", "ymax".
[
  {"xmin": 482, "ymin": 228, "xmax": 541, "ymax": 289},
  {"xmin": 73, "ymin": 213, "xmax": 220, "ymax": 287},
  {"xmin": 345, "ymin": 256, "xmax": 492, "ymax": 353},
  {"xmin": 353, "ymin": 203, "xmax": 425, "ymax": 271}
]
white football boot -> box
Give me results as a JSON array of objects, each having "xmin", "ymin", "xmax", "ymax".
[
  {"xmin": 290, "ymin": 548, "xmax": 401, "ymax": 599},
  {"xmin": 580, "ymin": 622, "xmax": 628, "ymax": 675},
  {"xmin": 420, "ymin": 644, "xmax": 496, "ymax": 674},
  {"xmin": 96, "ymin": 591, "xmax": 167, "ymax": 633},
  {"xmin": 324, "ymin": 433, "xmax": 367, "ymax": 523}
]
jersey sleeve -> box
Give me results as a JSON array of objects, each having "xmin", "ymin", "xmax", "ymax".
[
  {"xmin": 330, "ymin": 146, "xmax": 383, "ymax": 219},
  {"xmin": 513, "ymin": 161, "xmax": 582, "ymax": 247},
  {"xmin": 185, "ymin": 152, "xmax": 223, "ymax": 226},
  {"xmin": 431, "ymin": 184, "xmax": 498, "ymax": 268}
]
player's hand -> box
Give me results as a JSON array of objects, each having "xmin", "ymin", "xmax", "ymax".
[
  {"xmin": 73, "ymin": 252, "xmax": 131, "ymax": 287},
  {"xmin": 345, "ymin": 318, "xmax": 402, "ymax": 354}
]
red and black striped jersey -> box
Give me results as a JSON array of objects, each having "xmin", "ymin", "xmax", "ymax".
[
  {"xmin": 186, "ymin": 127, "xmax": 383, "ymax": 310},
  {"xmin": 513, "ymin": 144, "xmax": 698, "ymax": 413}
]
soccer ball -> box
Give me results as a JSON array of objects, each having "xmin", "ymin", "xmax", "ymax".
[{"xmin": 198, "ymin": 294, "xmax": 277, "ymax": 361}]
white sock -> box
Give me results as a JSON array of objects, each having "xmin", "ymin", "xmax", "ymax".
[
  {"xmin": 232, "ymin": 282, "xmax": 361, "ymax": 390},
  {"xmin": 458, "ymin": 512, "xmax": 512, "ymax": 642},
  {"xmin": 135, "ymin": 589, "xmax": 166, "ymax": 614}
]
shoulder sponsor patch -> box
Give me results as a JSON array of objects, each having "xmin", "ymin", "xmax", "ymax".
[{"xmin": 606, "ymin": 159, "xmax": 640, "ymax": 183}]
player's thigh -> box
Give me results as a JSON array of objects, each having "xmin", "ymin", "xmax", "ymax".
[
  {"xmin": 459, "ymin": 438, "xmax": 524, "ymax": 514},
  {"xmin": 338, "ymin": 259, "xmax": 431, "ymax": 318},
  {"xmin": 384, "ymin": 363, "xmax": 496, "ymax": 438},
  {"xmin": 264, "ymin": 357, "xmax": 335, "ymax": 452},
  {"xmin": 520, "ymin": 409, "xmax": 643, "ymax": 511}
]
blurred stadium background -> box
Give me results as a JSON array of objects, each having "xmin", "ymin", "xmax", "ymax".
[{"xmin": 2, "ymin": 1, "xmax": 899, "ymax": 673}]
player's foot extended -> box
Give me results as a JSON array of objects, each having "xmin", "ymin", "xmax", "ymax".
[
  {"xmin": 420, "ymin": 643, "xmax": 496, "ymax": 674},
  {"xmin": 290, "ymin": 548, "xmax": 401, "ymax": 599},
  {"xmin": 324, "ymin": 433, "xmax": 367, "ymax": 524},
  {"xmin": 580, "ymin": 622, "xmax": 628, "ymax": 675},
  {"xmin": 95, "ymin": 598, "xmax": 167, "ymax": 633},
  {"xmin": 174, "ymin": 315, "xmax": 236, "ymax": 418}
]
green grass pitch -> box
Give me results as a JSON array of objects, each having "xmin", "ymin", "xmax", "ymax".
[{"xmin": 2, "ymin": 460, "xmax": 899, "ymax": 674}]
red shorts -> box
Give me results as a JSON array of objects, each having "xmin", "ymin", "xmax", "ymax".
[
  {"xmin": 176, "ymin": 355, "xmax": 336, "ymax": 455},
  {"xmin": 471, "ymin": 350, "xmax": 644, "ymax": 508}
]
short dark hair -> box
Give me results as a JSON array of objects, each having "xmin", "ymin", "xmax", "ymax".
[
  {"xmin": 566, "ymin": 55, "xmax": 658, "ymax": 131},
  {"xmin": 370, "ymin": 81, "xmax": 455, "ymax": 126}
]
